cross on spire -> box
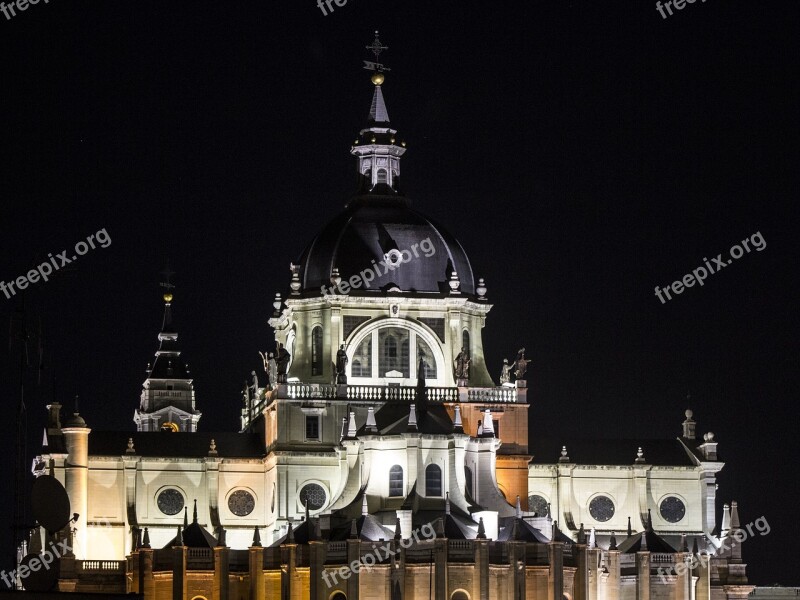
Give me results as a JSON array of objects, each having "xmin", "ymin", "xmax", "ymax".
[
  {"xmin": 363, "ymin": 30, "xmax": 391, "ymax": 74},
  {"xmin": 160, "ymin": 261, "xmax": 175, "ymax": 292}
]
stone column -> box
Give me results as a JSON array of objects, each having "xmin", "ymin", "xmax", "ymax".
[
  {"xmin": 574, "ymin": 543, "xmax": 588, "ymax": 600},
  {"xmin": 138, "ymin": 547, "xmax": 154, "ymax": 599},
  {"xmin": 62, "ymin": 422, "xmax": 90, "ymax": 559},
  {"xmin": 435, "ymin": 536, "xmax": 447, "ymax": 600},
  {"xmin": 606, "ymin": 550, "xmax": 620, "ymax": 600},
  {"xmin": 548, "ymin": 541, "xmax": 564, "ymax": 600},
  {"xmin": 636, "ymin": 552, "xmax": 650, "ymax": 600},
  {"xmin": 474, "ymin": 538, "xmax": 489, "ymax": 600},
  {"xmin": 309, "ymin": 538, "xmax": 325, "ymax": 600},
  {"xmin": 214, "ymin": 546, "xmax": 229, "ymax": 600},
  {"xmin": 172, "ymin": 545, "xmax": 187, "ymax": 600},
  {"xmin": 249, "ymin": 545, "xmax": 265, "ymax": 600},
  {"xmin": 346, "ymin": 536, "xmax": 360, "ymax": 600}
]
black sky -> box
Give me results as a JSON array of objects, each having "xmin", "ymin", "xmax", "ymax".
[{"xmin": 1, "ymin": 0, "xmax": 798, "ymax": 584}]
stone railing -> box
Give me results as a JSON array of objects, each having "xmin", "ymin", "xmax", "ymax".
[
  {"xmin": 77, "ymin": 560, "xmax": 125, "ymax": 573},
  {"xmin": 448, "ymin": 539, "xmax": 475, "ymax": 561},
  {"xmin": 467, "ymin": 387, "xmax": 517, "ymax": 403},
  {"xmin": 286, "ymin": 383, "xmax": 338, "ymax": 399},
  {"xmin": 651, "ymin": 553, "xmax": 675, "ymax": 564}
]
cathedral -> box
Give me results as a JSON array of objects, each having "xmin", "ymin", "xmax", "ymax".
[{"xmin": 22, "ymin": 34, "xmax": 760, "ymax": 600}]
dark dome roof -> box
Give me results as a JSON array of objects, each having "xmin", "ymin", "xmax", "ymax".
[{"xmin": 298, "ymin": 194, "xmax": 475, "ymax": 296}]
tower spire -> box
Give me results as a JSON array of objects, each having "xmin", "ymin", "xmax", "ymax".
[{"xmin": 352, "ymin": 31, "xmax": 406, "ymax": 193}]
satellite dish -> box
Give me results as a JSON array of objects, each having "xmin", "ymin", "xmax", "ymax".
[
  {"xmin": 19, "ymin": 552, "xmax": 59, "ymax": 592},
  {"xmin": 31, "ymin": 475, "xmax": 71, "ymax": 533}
]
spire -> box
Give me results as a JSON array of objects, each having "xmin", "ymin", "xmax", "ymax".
[
  {"xmin": 609, "ymin": 531, "xmax": 618, "ymax": 550},
  {"xmin": 627, "ymin": 516, "xmax": 632, "ymax": 537},
  {"xmin": 407, "ymin": 404, "xmax": 417, "ymax": 431},
  {"xmin": 173, "ymin": 526, "xmax": 183, "ymax": 547},
  {"xmin": 446, "ymin": 492, "xmax": 451, "ymax": 515},
  {"xmin": 351, "ymin": 31, "xmax": 406, "ymax": 194},
  {"xmin": 589, "ymin": 527, "xmax": 596, "ymax": 548},
  {"xmin": 646, "ymin": 509, "xmax": 654, "ymax": 532},
  {"xmin": 347, "ymin": 411, "xmax": 358, "ymax": 438},
  {"xmin": 251, "ymin": 525, "xmax": 261, "ymax": 547},
  {"xmin": 692, "ymin": 536, "xmax": 699, "ymax": 555},
  {"xmin": 577, "ymin": 523, "xmax": 586, "ymax": 544},
  {"xmin": 362, "ymin": 494, "xmax": 369, "ymax": 516},
  {"xmin": 515, "ymin": 496, "xmax": 522, "ymax": 519},
  {"xmin": 730, "ymin": 501, "xmax": 741, "ymax": 529},
  {"xmin": 640, "ymin": 531, "xmax": 648, "ymax": 551},
  {"xmin": 216, "ymin": 526, "xmax": 227, "ymax": 547},
  {"xmin": 394, "ymin": 517, "xmax": 402, "ymax": 540},
  {"xmin": 721, "ymin": 503, "xmax": 731, "ymax": 537},
  {"xmin": 340, "ymin": 416, "xmax": 347, "ymax": 441},
  {"xmin": 142, "ymin": 527, "xmax": 151, "ymax": 549},
  {"xmin": 350, "ymin": 519, "xmax": 358, "ymax": 539},
  {"xmin": 681, "ymin": 534, "xmax": 689, "ymax": 552},
  {"xmin": 481, "ymin": 409, "xmax": 494, "ymax": 437},
  {"xmin": 183, "ymin": 507, "xmax": 188, "ymax": 528},
  {"xmin": 366, "ymin": 406, "xmax": 377, "ymax": 433},
  {"xmin": 193, "ymin": 499, "xmax": 198, "ymax": 524},
  {"xmin": 453, "ymin": 404, "xmax": 463, "ymax": 433}
]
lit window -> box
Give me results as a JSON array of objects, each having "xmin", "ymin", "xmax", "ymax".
[
  {"xmin": 425, "ymin": 464, "xmax": 442, "ymax": 497},
  {"xmin": 389, "ymin": 465, "xmax": 404, "ymax": 497},
  {"xmin": 352, "ymin": 336, "xmax": 372, "ymax": 377},
  {"xmin": 379, "ymin": 328, "xmax": 410, "ymax": 377},
  {"xmin": 417, "ymin": 337, "xmax": 437, "ymax": 379},
  {"xmin": 377, "ymin": 169, "xmax": 388, "ymax": 184},
  {"xmin": 464, "ymin": 466, "xmax": 474, "ymax": 498}
]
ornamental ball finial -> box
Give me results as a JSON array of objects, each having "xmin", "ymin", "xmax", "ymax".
[
  {"xmin": 371, "ymin": 71, "xmax": 385, "ymax": 86},
  {"xmin": 163, "ymin": 292, "xmax": 173, "ymax": 303}
]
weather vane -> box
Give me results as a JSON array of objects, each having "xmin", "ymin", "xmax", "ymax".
[
  {"xmin": 363, "ymin": 30, "xmax": 390, "ymax": 74},
  {"xmin": 159, "ymin": 262, "xmax": 175, "ymax": 301}
]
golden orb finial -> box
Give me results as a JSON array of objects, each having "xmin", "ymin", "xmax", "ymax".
[
  {"xmin": 163, "ymin": 292, "xmax": 173, "ymax": 303},
  {"xmin": 371, "ymin": 71, "xmax": 385, "ymax": 86}
]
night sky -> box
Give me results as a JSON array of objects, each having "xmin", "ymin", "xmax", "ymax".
[{"xmin": 1, "ymin": 0, "xmax": 798, "ymax": 585}]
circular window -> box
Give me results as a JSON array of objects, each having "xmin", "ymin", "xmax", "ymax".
[
  {"xmin": 299, "ymin": 483, "xmax": 326, "ymax": 510},
  {"xmin": 588, "ymin": 495, "xmax": 615, "ymax": 522},
  {"xmin": 659, "ymin": 496, "xmax": 686, "ymax": 523},
  {"xmin": 528, "ymin": 494, "xmax": 550, "ymax": 517},
  {"xmin": 228, "ymin": 490, "xmax": 256, "ymax": 517},
  {"xmin": 385, "ymin": 249, "xmax": 403, "ymax": 267},
  {"xmin": 157, "ymin": 488, "xmax": 185, "ymax": 516}
]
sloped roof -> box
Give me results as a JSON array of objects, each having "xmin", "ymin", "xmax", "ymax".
[
  {"xmin": 88, "ymin": 431, "xmax": 265, "ymax": 458},
  {"xmin": 529, "ymin": 437, "xmax": 699, "ymax": 467},
  {"xmin": 358, "ymin": 402, "xmax": 454, "ymax": 436}
]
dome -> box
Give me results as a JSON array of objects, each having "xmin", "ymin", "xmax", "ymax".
[{"xmin": 297, "ymin": 193, "xmax": 475, "ymax": 296}]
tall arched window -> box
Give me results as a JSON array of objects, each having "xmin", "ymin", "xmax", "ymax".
[
  {"xmin": 462, "ymin": 330, "xmax": 470, "ymax": 355},
  {"xmin": 464, "ymin": 466, "xmax": 474, "ymax": 498},
  {"xmin": 389, "ymin": 465, "xmax": 404, "ymax": 497},
  {"xmin": 417, "ymin": 337, "xmax": 438, "ymax": 379},
  {"xmin": 425, "ymin": 464, "xmax": 442, "ymax": 497},
  {"xmin": 311, "ymin": 326, "xmax": 323, "ymax": 376},
  {"xmin": 379, "ymin": 328, "xmax": 410, "ymax": 376}
]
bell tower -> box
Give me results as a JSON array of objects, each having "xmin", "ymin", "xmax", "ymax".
[{"xmin": 133, "ymin": 269, "xmax": 201, "ymax": 432}]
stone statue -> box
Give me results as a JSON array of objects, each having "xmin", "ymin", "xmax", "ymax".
[
  {"xmin": 513, "ymin": 347, "xmax": 530, "ymax": 380},
  {"xmin": 500, "ymin": 358, "xmax": 513, "ymax": 385},
  {"xmin": 335, "ymin": 344, "xmax": 349, "ymax": 384},
  {"xmin": 249, "ymin": 371, "xmax": 259, "ymax": 399},
  {"xmin": 275, "ymin": 344, "xmax": 291, "ymax": 384},
  {"xmin": 454, "ymin": 347, "xmax": 471, "ymax": 385},
  {"xmin": 268, "ymin": 352, "xmax": 277, "ymax": 388}
]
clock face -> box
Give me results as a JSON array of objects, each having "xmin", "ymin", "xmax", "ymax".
[
  {"xmin": 228, "ymin": 490, "xmax": 256, "ymax": 517},
  {"xmin": 589, "ymin": 495, "xmax": 615, "ymax": 522},
  {"xmin": 660, "ymin": 496, "xmax": 686, "ymax": 523},
  {"xmin": 157, "ymin": 489, "xmax": 184, "ymax": 516}
]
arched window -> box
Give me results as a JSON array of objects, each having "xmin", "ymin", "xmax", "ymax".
[
  {"xmin": 389, "ymin": 465, "xmax": 404, "ymax": 497},
  {"xmin": 352, "ymin": 336, "xmax": 372, "ymax": 377},
  {"xmin": 331, "ymin": 593, "xmax": 347, "ymax": 600},
  {"xmin": 377, "ymin": 169, "xmax": 388, "ymax": 184},
  {"xmin": 417, "ymin": 337, "xmax": 437, "ymax": 379},
  {"xmin": 451, "ymin": 592, "xmax": 470, "ymax": 600},
  {"xmin": 311, "ymin": 326, "xmax": 323, "ymax": 376},
  {"xmin": 462, "ymin": 330, "xmax": 470, "ymax": 355},
  {"xmin": 464, "ymin": 466, "xmax": 474, "ymax": 498},
  {"xmin": 379, "ymin": 328, "xmax": 410, "ymax": 376},
  {"xmin": 425, "ymin": 464, "xmax": 442, "ymax": 497}
]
